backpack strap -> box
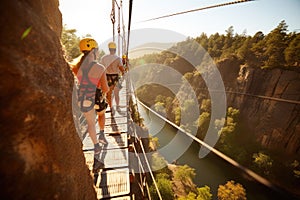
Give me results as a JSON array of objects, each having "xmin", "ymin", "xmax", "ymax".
[{"xmin": 80, "ymin": 61, "xmax": 97, "ymax": 86}]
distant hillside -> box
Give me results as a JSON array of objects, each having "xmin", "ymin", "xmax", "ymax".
[{"xmin": 129, "ymin": 42, "xmax": 177, "ymax": 58}]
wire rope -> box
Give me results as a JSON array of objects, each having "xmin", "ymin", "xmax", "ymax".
[{"xmin": 141, "ymin": 0, "xmax": 255, "ymax": 22}]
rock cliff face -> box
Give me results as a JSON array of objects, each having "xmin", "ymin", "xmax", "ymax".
[
  {"xmin": 219, "ymin": 60, "xmax": 300, "ymax": 155},
  {"xmin": 0, "ymin": 1, "xmax": 96, "ymax": 199}
]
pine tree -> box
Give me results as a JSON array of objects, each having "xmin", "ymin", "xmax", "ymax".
[
  {"xmin": 285, "ymin": 33, "xmax": 300, "ymax": 67},
  {"xmin": 263, "ymin": 20, "xmax": 288, "ymax": 68},
  {"xmin": 207, "ymin": 33, "xmax": 224, "ymax": 58}
]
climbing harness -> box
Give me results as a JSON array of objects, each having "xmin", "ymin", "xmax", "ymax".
[{"xmin": 77, "ymin": 61, "xmax": 107, "ymax": 113}]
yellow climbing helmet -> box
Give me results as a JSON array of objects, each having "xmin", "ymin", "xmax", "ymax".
[
  {"xmin": 79, "ymin": 38, "xmax": 98, "ymax": 52},
  {"xmin": 122, "ymin": 54, "xmax": 127, "ymax": 59},
  {"xmin": 108, "ymin": 42, "xmax": 116, "ymax": 49}
]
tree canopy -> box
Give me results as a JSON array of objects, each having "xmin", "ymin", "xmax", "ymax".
[
  {"xmin": 61, "ymin": 25, "xmax": 81, "ymax": 62},
  {"xmin": 61, "ymin": 25, "xmax": 105, "ymax": 62},
  {"xmin": 218, "ymin": 181, "xmax": 247, "ymax": 200},
  {"xmin": 132, "ymin": 20, "xmax": 299, "ymax": 70}
]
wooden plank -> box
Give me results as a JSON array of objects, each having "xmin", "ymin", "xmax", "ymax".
[
  {"xmin": 118, "ymin": 89, "xmax": 127, "ymax": 95},
  {"xmin": 105, "ymin": 123, "xmax": 128, "ymax": 133},
  {"xmin": 105, "ymin": 117, "xmax": 128, "ymax": 125},
  {"xmin": 105, "ymin": 104, "xmax": 128, "ymax": 111},
  {"xmin": 103, "ymin": 133, "xmax": 128, "ymax": 149},
  {"xmin": 106, "ymin": 112, "xmax": 128, "ymax": 119},
  {"xmin": 118, "ymin": 100, "xmax": 128, "ymax": 106},
  {"xmin": 110, "ymin": 196, "xmax": 131, "ymax": 200},
  {"xmin": 95, "ymin": 168, "xmax": 130, "ymax": 199},
  {"xmin": 82, "ymin": 126, "xmax": 127, "ymax": 150},
  {"xmin": 95, "ymin": 148, "xmax": 129, "ymax": 169}
]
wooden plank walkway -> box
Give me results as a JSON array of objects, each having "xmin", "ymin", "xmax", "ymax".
[{"xmin": 82, "ymin": 79, "xmax": 131, "ymax": 199}]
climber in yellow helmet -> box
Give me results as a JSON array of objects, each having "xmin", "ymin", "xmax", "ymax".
[
  {"xmin": 75, "ymin": 38, "xmax": 109, "ymax": 154},
  {"xmin": 122, "ymin": 54, "xmax": 129, "ymax": 72},
  {"xmin": 100, "ymin": 41, "xmax": 125, "ymax": 114}
]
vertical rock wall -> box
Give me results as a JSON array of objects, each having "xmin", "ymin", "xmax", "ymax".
[
  {"xmin": 0, "ymin": 0, "xmax": 96, "ymax": 199},
  {"xmin": 225, "ymin": 64, "xmax": 300, "ymax": 155}
]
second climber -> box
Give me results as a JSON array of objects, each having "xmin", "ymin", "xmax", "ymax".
[{"xmin": 100, "ymin": 41, "xmax": 125, "ymax": 114}]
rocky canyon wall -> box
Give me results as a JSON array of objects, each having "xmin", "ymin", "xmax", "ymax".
[
  {"xmin": 219, "ymin": 59, "xmax": 300, "ymax": 156},
  {"xmin": 0, "ymin": 0, "xmax": 96, "ymax": 199}
]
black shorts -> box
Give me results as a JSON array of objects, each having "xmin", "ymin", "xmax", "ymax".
[
  {"xmin": 106, "ymin": 74, "xmax": 119, "ymax": 87},
  {"xmin": 94, "ymin": 88, "xmax": 108, "ymax": 112}
]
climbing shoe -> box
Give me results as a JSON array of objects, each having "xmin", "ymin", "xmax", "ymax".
[
  {"xmin": 94, "ymin": 143, "xmax": 102, "ymax": 155},
  {"xmin": 98, "ymin": 131, "xmax": 108, "ymax": 145},
  {"xmin": 116, "ymin": 105, "xmax": 121, "ymax": 113}
]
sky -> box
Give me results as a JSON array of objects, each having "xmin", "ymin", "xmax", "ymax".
[{"xmin": 59, "ymin": 0, "xmax": 300, "ymax": 52}]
